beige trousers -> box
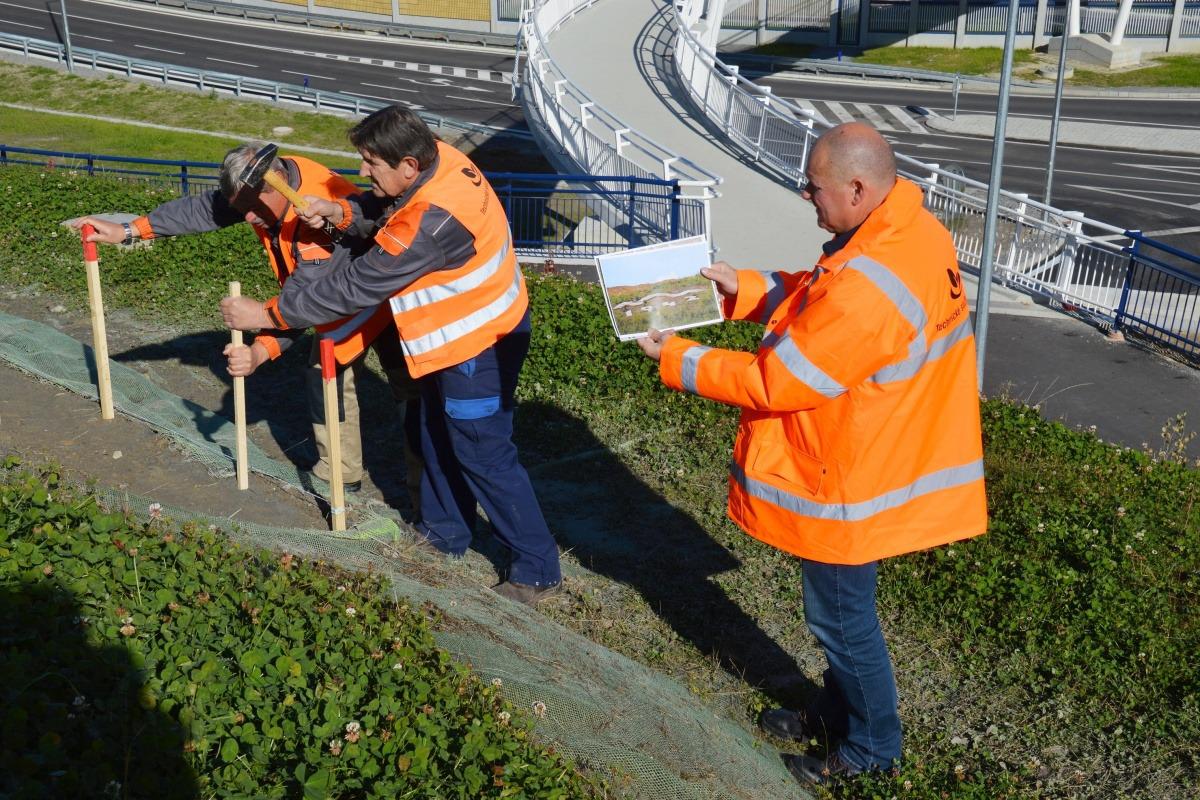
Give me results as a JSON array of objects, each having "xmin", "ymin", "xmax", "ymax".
[{"xmin": 304, "ymin": 331, "xmax": 422, "ymax": 510}]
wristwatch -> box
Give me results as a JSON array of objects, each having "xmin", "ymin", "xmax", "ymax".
[{"xmin": 121, "ymin": 222, "xmax": 134, "ymax": 245}]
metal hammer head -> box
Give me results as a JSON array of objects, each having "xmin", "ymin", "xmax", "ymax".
[{"xmin": 228, "ymin": 142, "xmax": 280, "ymax": 209}]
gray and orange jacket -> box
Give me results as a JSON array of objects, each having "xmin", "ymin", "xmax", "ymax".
[
  {"xmin": 132, "ymin": 156, "xmax": 393, "ymax": 364},
  {"xmin": 658, "ymin": 178, "xmax": 987, "ymax": 565},
  {"xmin": 265, "ymin": 141, "xmax": 526, "ymax": 378}
]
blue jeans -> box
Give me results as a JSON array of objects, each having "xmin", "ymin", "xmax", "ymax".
[
  {"xmin": 415, "ymin": 311, "xmax": 561, "ymax": 587},
  {"xmin": 801, "ymin": 559, "xmax": 901, "ymax": 771}
]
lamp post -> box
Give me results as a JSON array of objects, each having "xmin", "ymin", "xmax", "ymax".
[
  {"xmin": 59, "ymin": 0, "xmax": 74, "ymax": 72},
  {"xmin": 1043, "ymin": 0, "xmax": 1075, "ymax": 210},
  {"xmin": 973, "ymin": 0, "xmax": 1022, "ymax": 388}
]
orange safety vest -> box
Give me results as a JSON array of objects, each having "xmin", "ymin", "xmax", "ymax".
[
  {"xmin": 253, "ymin": 156, "xmax": 392, "ymax": 365},
  {"xmin": 658, "ymin": 178, "xmax": 987, "ymax": 564},
  {"xmin": 375, "ymin": 142, "xmax": 527, "ymax": 378}
]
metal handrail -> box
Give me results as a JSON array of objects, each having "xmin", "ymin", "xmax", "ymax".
[
  {"xmin": 2, "ymin": 145, "xmax": 699, "ymax": 257},
  {"xmin": 670, "ymin": 0, "xmax": 1200, "ymax": 362},
  {"xmin": 0, "ymin": 33, "xmax": 531, "ymax": 141}
]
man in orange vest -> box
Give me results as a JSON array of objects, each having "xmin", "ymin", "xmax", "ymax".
[
  {"xmin": 638, "ymin": 123, "xmax": 988, "ymax": 786},
  {"xmin": 72, "ymin": 143, "xmax": 422, "ymax": 510},
  {"xmin": 220, "ymin": 107, "xmax": 562, "ymax": 606}
]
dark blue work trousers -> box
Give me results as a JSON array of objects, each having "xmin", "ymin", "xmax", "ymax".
[
  {"xmin": 801, "ymin": 559, "xmax": 902, "ymax": 772},
  {"xmin": 414, "ymin": 312, "xmax": 561, "ymax": 588}
]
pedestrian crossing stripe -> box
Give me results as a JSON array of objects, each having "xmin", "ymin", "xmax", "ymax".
[
  {"xmin": 794, "ymin": 99, "xmax": 929, "ymax": 135},
  {"xmin": 292, "ymin": 49, "xmax": 513, "ymax": 84}
]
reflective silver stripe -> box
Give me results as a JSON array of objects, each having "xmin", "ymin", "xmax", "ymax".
[
  {"xmin": 318, "ymin": 305, "xmax": 381, "ymax": 344},
  {"xmin": 731, "ymin": 458, "xmax": 984, "ymax": 522},
  {"xmin": 872, "ymin": 314, "xmax": 973, "ymax": 384},
  {"xmin": 845, "ymin": 255, "xmax": 927, "ymax": 359},
  {"xmin": 680, "ymin": 345, "xmax": 711, "ymax": 394},
  {"xmin": 773, "ymin": 332, "xmax": 845, "ymax": 398},
  {"xmin": 392, "ymin": 238, "xmax": 510, "ymax": 313},
  {"xmin": 759, "ymin": 271, "xmax": 788, "ymax": 324},
  {"xmin": 401, "ymin": 268, "xmax": 523, "ymax": 357}
]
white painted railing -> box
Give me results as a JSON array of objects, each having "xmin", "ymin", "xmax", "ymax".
[
  {"xmin": 670, "ymin": 0, "xmax": 1200, "ymax": 346},
  {"xmin": 514, "ymin": 0, "xmax": 719, "ymax": 246}
]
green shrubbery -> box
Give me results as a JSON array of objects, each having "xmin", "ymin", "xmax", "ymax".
[
  {"xmin": 4, "ymin": 164, "xmax": 1200, "ymax": 797},
  {"xmin": 0, "ymin": 457, "xmax": 599, "ymax": 799}
]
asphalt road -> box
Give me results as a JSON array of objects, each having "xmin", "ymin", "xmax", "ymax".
[
  {"xmin": 0, "ymin": 0, "xmax": 524, "ymax": 131},
  {"xmin": 3, "ymin": 0, "xmax": 1198, "ymax": 256},
  {"xmin": 753, "ymin": 74, "xmax": 1200, "ymax": 255}
]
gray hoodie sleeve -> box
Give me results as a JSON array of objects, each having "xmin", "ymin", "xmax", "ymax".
[
  {"xmin": 143, "ymin": 190, "xmax": 243, "ymax": 238},
  {"xmin": 273, "ymin": 205, "xmax": 477, "ymax": 330}
]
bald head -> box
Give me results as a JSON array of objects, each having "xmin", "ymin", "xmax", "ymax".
[{"xmin": 802, "ymin": 123, "xmax": 898, "ymax": 234}]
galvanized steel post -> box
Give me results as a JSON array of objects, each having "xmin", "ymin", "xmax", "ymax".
[{"xmin": 974, "ymin": 0, "xmax": 1023, "ymax": 388}]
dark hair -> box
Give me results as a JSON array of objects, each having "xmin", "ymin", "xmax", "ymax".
[{"xmin": 349, "ymin": 105, "xmax": 438, "ymax": 171}]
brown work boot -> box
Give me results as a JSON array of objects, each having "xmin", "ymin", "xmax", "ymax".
[{"xmin": 491, "ymin": 580, "xmax": 562, "ymax": 607}]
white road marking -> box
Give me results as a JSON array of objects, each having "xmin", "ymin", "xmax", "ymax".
[
  {"xmin": 76, "ymin": 34, "xmax": 112, "ymax": 42},
  {"xmin": 854, "ymin": 102, "xmax": 890, "ymax": 130},
  {"xmin": 282, "ymin": 69, "xmax": 336, "ymax": 81},
  {"xmin": 134, "ymin": 44, "xmax": 184, "ymax": 55},
  {"xmin": 1113, "ymin": 162, "xmax": 1200, "ymax": 178},
  {"xmin": 822, "ymin": 101, "xmax": 856, "ymax": 124},
  {"xmin": 1066, "ymin": 183, "xmax": 1200, "ymax": 212},
  {"xmin": 361, "ymin": 81, "xmax": 419, "ymax": 95},
  {"xmin": 445, "ymin": 95, "xmax": 516, "ymax": 107},
  {"xmin": 1141, "ymin": 225, "xmax": 1200, "ymax": 237},
  {"xmin": 208, "ymin": 57, "xmax": 258, "ymax": 69},
  {"xmin": 351, "ymin": 91, "xmax": 425, "ymax": 110},
  {"xmin": 2, "ymin": 20, "xmax": 42, "ymax": 29},
  {"xmin": 883, "ymin": 105, "xmax": 926, "ymax": 134}
]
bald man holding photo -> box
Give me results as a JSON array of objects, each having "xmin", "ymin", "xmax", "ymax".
[{"xmin": 639, "ymin": 123, "xmax": 988, "ymax": 787}]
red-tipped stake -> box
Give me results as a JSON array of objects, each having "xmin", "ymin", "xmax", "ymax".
[
  {"xmin": 80, "ymin": 225, "xmax": 114, "ymax": 420},
  {"xmin": 320, "ymin": 338, "xmax": 346, "ymax": 531},
  {"xmin": 228, "ymin": 281, "xmax": 249, "ymax": 491}
]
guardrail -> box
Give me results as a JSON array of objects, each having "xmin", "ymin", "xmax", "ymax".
[
  {"xmin": 0, "ymin": 33, "xmax": 530, "ymax": 142},
  {"xmin": 514, "ymin": 0, "xmax": 720, "ymax": 249},
  {"xmin": 672, "ymin": 0, "xmax": 1200, "ymax": 363},
  {"xmin": 122, "ymin": 0, "xmax": 517, "ymax": 47},
  {"xmin": 1, "ymin": 145, "xmax": 701, "ymax": 258}
]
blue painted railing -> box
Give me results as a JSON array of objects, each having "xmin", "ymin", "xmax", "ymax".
[
  {"xmin": 1, "ymin": 145, "xmax": 702, "ymax": 258},
  {"xmin": 1113, "ymin": 233, "xmax": 1200, "ymax": 364}
]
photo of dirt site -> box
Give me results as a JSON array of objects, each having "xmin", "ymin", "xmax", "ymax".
[{"xmin": 597, "ymin": 238, "xmax": 721, "ymax": 339}]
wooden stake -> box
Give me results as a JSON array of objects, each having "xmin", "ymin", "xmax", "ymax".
[
  {"xmin": 80, "ymin": 225, "xmax": 114, "ymax": 420},
  {"xmin": 320, "ymin": 338, "xmax": 346, "ymax": 531},
  {"xmin": 229, "ymin": 281, "xmax": 249, "ymax": 491}
]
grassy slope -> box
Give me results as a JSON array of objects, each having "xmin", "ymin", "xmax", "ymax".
[{"xmin": 1, "ymin": 62, "xmax": 1197, "ymax": 800}]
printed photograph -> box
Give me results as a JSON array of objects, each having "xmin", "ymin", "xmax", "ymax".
[{"xmin": 595, "ymin": 237, "xmax": 722, "ymax": 341}]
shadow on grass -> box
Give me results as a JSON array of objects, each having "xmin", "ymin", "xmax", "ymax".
[{"xmin": 0, "ymin": 582, "xmax": 198, "ymax": 799}]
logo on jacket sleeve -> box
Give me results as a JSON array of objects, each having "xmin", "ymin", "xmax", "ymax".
[
  {"xmin": 947, "ymin": 268, "xmax": 963, "ymax": 299},
  {"xmin": 462, "ymin": 167, "xmax": 482, "ymax": 187}
]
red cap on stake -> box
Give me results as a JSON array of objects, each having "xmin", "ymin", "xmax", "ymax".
[
  {"xmin": 320, "ymin": 337, "xmax": 335, "ymax": 381},
  {"xmin": 81, "ymin": 224, "xmax": 98, "ymax": 262}
]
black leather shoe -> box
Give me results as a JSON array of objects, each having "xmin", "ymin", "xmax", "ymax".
[
  {"xmin": 784, "ymin": 751, "xmax": 863, "ymax": 786},
  {"xmin": 491, "ymin": 580, "xmax": 562, "ymax": 607},
  {"xmin": 760, "ymin": 708, "xmax": 818, "ymax": 742}
]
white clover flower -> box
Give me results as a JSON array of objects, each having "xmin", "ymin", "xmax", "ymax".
[
  {"xmin": 498, "ymin": 711, "xmax": 511, "ymax": 725},
  {"xmin": 531, "ymin": 700, "xmax": 547, "ymax": 718},
  {"xmin": 345, "ymin": 606, "xmax": 357, "ymax": 617},
  {"xmin": 392, "ymin": 662, "xmax": 404, "ymax": 670},
  {"xmin": 491, "ymin": 678, "xmax": 503, "ymax": 688},
  {"xmin": 148, "ymin": 502, "xmax": 163, "ymax": 520}
]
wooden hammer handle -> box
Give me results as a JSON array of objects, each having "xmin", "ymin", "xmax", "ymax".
[{"xmin": 261, "ymin": 169, "xmax": 309, "ymax": 211}]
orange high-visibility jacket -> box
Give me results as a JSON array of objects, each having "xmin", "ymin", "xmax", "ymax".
[
  {"xmin": 659, "ymin": 178, "xmax": 987, "ymax": 564},
  {"xmin": 248, "ymin": 156, "xmax": 392, "ymax": 365},
  {"xmin": 374, "ymin": 142, "xmax": 527, "ymax": 378}
]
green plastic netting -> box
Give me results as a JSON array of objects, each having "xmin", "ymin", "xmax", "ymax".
[{"xmin": 0, "ymin": 308, "xmax": 807, "ymax": 799}]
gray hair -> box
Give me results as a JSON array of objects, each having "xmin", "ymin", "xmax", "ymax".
[{"xmin": 218, "ymin": 142, "xmax": 283, "ymax": 202}]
